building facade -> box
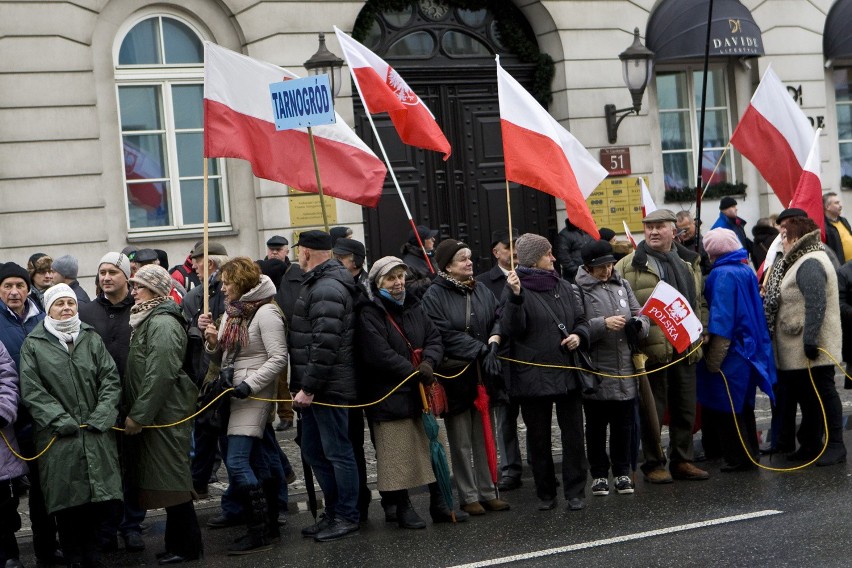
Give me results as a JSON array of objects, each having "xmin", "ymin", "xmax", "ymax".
[{"xmin": 1, "ymin": 0, "xmax": 850, "ymax": 287}]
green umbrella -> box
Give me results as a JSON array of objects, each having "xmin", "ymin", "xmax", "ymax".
[{"xmin": 419, "ymin": 383, "xmax": 456, "ymax": 523}]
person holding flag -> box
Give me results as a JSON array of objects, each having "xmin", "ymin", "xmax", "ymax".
[{"xmin": 615, "ymin": 209, "xmax": 708, "ymax": 483}]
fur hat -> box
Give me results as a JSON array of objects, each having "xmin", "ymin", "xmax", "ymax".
[
  {"xmin": 369, "ymin": 256, "xmax": 408, "ymax": 287},
  {"xmin": 703, "ymin": 228, "xmax": 743, "ymax": 259},
  {"xmin": 433, "ymin": 239, "xmax": 470, "ymax": 272},
  {"xmin": 98, "ymin": 252, "xmax": 132, "ymax": 280},
  {"xmin": 130, "ymin": 264, "xmax": 173, "ymax": 297},
  {"xmin": 43, "ymin": 283, "xmax": 77, "ymax": 313},
  {"xmin": 51, "ymin": 255, "xmax": 79, "ymax": 279},
  {"xmin": 27, "ymin": 253, "xmax": 52, "ymax": 276},
  {"xmin": 515, "ymin": 233, "xmax": 552, "ymax": 267}
]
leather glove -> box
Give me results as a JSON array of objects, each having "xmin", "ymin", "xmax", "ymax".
[
  {"xmin": 704, "ymin": 335, "xmax": 731, "ymax": 374},
  {"xmin": 418, "ymin": 361, "xmax": 435, "ymax": 385},
  {"xmin": 232, "ymin": 381, "xmax": 253, "ymax": 399},
  {"xmin": 628, "ymin": 317, "xmax": 643, "ymax": 335},
  {"xmin": 804, "ymin": 343, "xmax": 819, "ymax": 361},
  {"xmin": 482, "ymin": 342, "xmax": 502, "ymax": 377},
  {"xmin": 55, "ymin": 422, "xmax": 79, "ymax": 438}
]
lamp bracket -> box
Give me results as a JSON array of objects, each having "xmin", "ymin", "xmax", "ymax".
[{"xmin": 604, "ymin": 104, "xmax": 639, "ymax": 145}]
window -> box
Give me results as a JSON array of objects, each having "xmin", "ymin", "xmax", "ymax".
[
  {"xmin": 836, "ymin": 68, "xmax": 852, "ymax": 188},
  {"xmin": 115, "ymin": 15, "xmax": 228, "ymax": 232},
  {"xmin": 656, "ymin": 67, "xmax": 736, "ymax": 196}
]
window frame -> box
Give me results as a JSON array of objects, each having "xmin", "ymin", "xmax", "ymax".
[
  {"xmin": 835, "ymin": 67, "xmax": 852, "ymax": 187},
  {"xmin": 655, "ymin": 63, "xmax": 738, "ymax": 194},
  {"xmin": 114, "ymin": 13, "xmax": 230, "ymax": 237}
]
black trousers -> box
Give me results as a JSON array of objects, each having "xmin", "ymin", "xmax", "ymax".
[
  {"xmin": 519, "ymin": 393, "xmax": 588, "ymax": 501},
  {"xmin": 56, "ymin": 501, "xmax": 113, "ymax": 567},
  {"xmin": 701, "ymin": 407, "xmax": 759, "ymax": 467},
  {"xmin": 17, "ymin": 436, "xmax": 59, "ymax": 558},
  {"xmin": 583, "ymin": 399, "xmax": 635, "ymax": 478},
  {"xmin": 348, "ymin": 409, "xmax": 371, "ymax": 517},
  {"xmin": 780, "ymin": 366, "xmax": 845, "ymax": 452},
  {"xmin": 164, "ymin": 500, "xmax": 203, "ymax": 559},
  {"xmin": 0, "ymin": 482, "xmax": 21, "ymax": 563}
]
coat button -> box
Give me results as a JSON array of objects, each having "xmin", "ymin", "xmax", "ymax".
[{"xmin": 109, "ymin": 314, "xmax": 115, "ymax": 319}]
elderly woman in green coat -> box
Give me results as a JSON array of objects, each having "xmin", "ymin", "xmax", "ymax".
[
  {"xmin": 20, "ymin": 283, "xmax": 122, "ymax": 568},
  {"xmin": 124, "ymin": 265, "xmax": 202, "ymax": 565}
]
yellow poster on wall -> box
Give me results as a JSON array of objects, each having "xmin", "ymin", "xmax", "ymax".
[
  {"xmin": 586, "ymin": 176, "xmax": 647, "ymax": 233},
  {"xmin": 288, "ymin": 188, "xmax": 338, "ymax": 227}
]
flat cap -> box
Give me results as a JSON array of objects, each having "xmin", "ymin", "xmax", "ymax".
[
  {"xmin": 642, "ymin": 208, "xmax": 677, "ymax": 223},
  {"xmin": 490, "ymin": 227, "xmax": 520, "ymax": 248},
  {"xmin": 266, "ymin": 235, "xmax": 289, "ymax": 247},
  {"xmin": 295, "ymin": 230, "xmax": 332, "ymax": 251},
  {"xmin": 191, "ymin": 241, "xmax": 228, "ymax": 258}
]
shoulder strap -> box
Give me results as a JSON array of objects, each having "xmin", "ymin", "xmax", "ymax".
[{"xmin": 527, "ymin": 291, "xmax": 570, "ymax": 339}]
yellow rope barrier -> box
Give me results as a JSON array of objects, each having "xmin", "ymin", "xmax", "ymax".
[{"xmin": 0, "ymin": 429, "xmax": 58, "ymax": 462}]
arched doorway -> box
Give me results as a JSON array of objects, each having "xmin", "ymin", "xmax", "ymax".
[{"xmin": 352, "ymin": 0, "xmax": 557, "ymax": 273}]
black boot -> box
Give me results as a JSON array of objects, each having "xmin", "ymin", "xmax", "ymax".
[
  {"xmin": 262, "ymin": 479, "xmax": 281, "ymax": 542},
  {"xmin": 428, "ymin": 483, "xmax": 468, "ymax": 523},
  {"xmin": 396, "ymin": 491, "xmax": 426, "ymax": 530},
  {"xmin": 227, "ymin": 485, "xmax": 273, "ymax": 556}
]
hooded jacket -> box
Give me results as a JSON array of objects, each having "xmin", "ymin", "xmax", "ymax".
[{"xmin": 0, "ymin": 341, "xmax": 26, "ymax": 483}]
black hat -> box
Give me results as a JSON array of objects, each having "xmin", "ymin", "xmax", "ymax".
[
  {"xmin": 190, "ymin": 241, "xmax": 228, "ymax": 259},
  {"xmin": 295, "ymin": 230, "xmax": 332, "ymax": 251},
  {"xmin": 134, "ymin": 248, "xmax": 159, "ymax": 264},
  {"xmin": 581, "ymin": 240, "xmax": 616, "ymax": 268},
  {"xmin": 408, "ymin": 225, "xmax": 439, "ymax": 246},
  {"xmin": 333, "ymin": 238, "xmax": 366, "ymax": 267},
  {"xmin": 256, "ymin": 258, "xmax": 286, "ymax": 289},
  {"xmin": 434, "ymin": 239, "xmax": 469, "ymax": 271},
  {"xmin": 598, "ymin": 227, "xmax": 616, "ymax": 242},
  {"xmin": 266, "ymin": 235, "xmax": 289, "ymax": 247},
  {"xmin": 775, "ymin": 207, "xmax": 808, "ymax": 223},
  {"xmin": 329, "ymin": 227, "xmax": 352, "ymax": 246},
  {"xmin": 490, "ymin": 227, "xmax": 520, "ymax": 248},
  {"xmin": 719, "ymin": 196, "xmax": 737, "ymax": 210},
  {"xmin": 0, "ymin": 262, "xmax": 31, "ymax": 290},
  {"xmin": 155, "ymin": 249, "xmax": 169, "ymax": 268}
]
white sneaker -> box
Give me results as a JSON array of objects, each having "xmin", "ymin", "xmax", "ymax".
[
  {"xmin": 591, "ymin": 477, "xmax": 609, "ymax": 496},
  {"xmin": 614, "ymin": 475, "xmax": 635, "ymax": 494}
]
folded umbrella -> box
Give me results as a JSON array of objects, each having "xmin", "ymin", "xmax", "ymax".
[
  {"xmin": 419, "ymin": 383, "xmax": 456, "ymax": 523},
  {"xmin": 473, "ymin": 368, "xmax": 499, "ymax": 490}
]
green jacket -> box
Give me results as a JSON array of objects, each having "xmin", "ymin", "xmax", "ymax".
[
  {"xmin": 19, "ymin": 322, "xmax": 122, "ymax": 514},
  {"xmin": 124, "ymin": 300, "xmax": 197, "ymax": 494},
  {"xmin": 615, "ymin": 242, "xmax": 707, "ymax": 366}
]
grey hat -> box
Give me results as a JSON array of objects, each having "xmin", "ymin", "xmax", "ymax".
[
  {"xmin": 130, "ymin": 264, "xmax": 173, "ymax": 297},
  {"xmin": 134, "ymin": 248, "xmax": 159, "ymax": 264},
  {"xmin": 99, "ymin": 252, "xmax": 132, "ymax": 280},
  {"xmin": 642, "ymin": 209, "xmax": 677, "ymax": 223},
  {"xmin": 515, "ymin": 233, "xmax": 552, "ymax": 267},
  {"xmin": 368, "ymin": 256, "xmax": 408, "ymax": 287},
  {"xmin": 266, "ymin": 235, "xmax": 289, "ymax": 247},
  {"xmin": 191, "ymin": 241, "xmax": 228, "ymax": 259},
  {"xmin": 51, "ymin": 255, "xmax": 79, "ymax": 279}
]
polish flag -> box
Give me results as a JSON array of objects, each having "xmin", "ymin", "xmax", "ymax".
[
  {"xmin": 639, "ymin": 176, "xmax": 657, "ymax": 216},
  {"xmin": 788, "ymin": 129, "xmax": 826, "ymax": 240},
  {"xmin": 622, "ymin": 220, "xmax": 638, "ymax": 249},
  {"xmin": 333, "ymin": 27, "xmax": 451, "ymax": 160},
  {"xmin": 496, "ymin": 56, "xmax": 607, "ymax": 239},
  {"xmin": 203, "ymin": 42, "xmax": 387, "ymax": 208},
  {"xmin": 640, "ymin": 281, "xmax": 703, "ymax": 353},
  {"xmin": 730, "ymin": 65, "xmax": 814, "ymax": 206}
]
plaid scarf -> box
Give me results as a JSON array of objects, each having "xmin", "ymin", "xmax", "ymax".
[{"xmin": 219, "ymin": 297, "xmax": 272, "ymax": 353}]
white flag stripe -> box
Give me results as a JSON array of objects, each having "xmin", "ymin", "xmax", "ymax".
[{"xmin": 750, "ymin": 66, "xmax": 813, "ymax": 167}]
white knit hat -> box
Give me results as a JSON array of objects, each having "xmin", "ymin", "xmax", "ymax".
[
  {"xmin": 43, "ymin": 283, "xmax": 77, "ymax": 312},
  {"xmin": 98, "ymin": 252, "xmax": 132, "ymax": 280}
]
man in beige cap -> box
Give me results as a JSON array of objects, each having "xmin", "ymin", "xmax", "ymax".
[{"xmin": 615, "ymin": 209, "xmax": 708, "ymax": 483}]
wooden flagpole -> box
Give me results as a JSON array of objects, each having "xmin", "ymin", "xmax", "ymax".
[
  {"xmin": 202, "ymin": 158, "xmax": 209, "ymax": 315},
  {"xmin": 307, "ymin": 126, "xmax": 331, "ymax": 232},
  {"xmin": 505, "ymin": 180, "xmax": 515, "ymax": 271}
]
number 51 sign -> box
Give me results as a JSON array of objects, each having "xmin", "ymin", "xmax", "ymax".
[{"xmin": 600, "ymin": 147, "xmax": 631, "ymax": 177}]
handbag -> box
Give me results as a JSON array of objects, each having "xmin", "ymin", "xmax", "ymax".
[
  {"xmin": 528, "ymin": 291, "xmax": 601, "ymax": 395},
  {"xmin": 196, "ymin": 344, "xmax": 240, "ymax": 434},
  {"xmin": 384, "ymin": 312, "xmax": 447, "ymax": 416},
  {"xmin": 435, "ymin": 293, "xmax": 472, "ymax": 376}
]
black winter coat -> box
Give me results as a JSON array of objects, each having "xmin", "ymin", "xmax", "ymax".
[
  {"xmin": 475, "ymin": 264, "xmax": 512, "ymax": 404},
  {"xmin": 357, "ymin": 293, "xmax": 443, "ymax": 422},
  {"xmin": 401, "ymin": 243, "xmax": 436, "ymax": 299},
  {"xmin": 289, "ymin": 260, "xmax": 360, "ymax": 403},
  {"xmin": 751, "ymin": 224, "xmax": 779, "ymax": 271},
  {"xmin": 556, "ymin": 221, "xmax": 593, "ymax": 281},
  {"xmin": 421, "ymin": 275, "xmax": 501, "ymax": 416},
  {"xmin": 837, "ymin": 260, "xmax": 852, "ymax": 363},
  {"xmin": 275, "ymin": 260, "xmax": 305, "ymax": 323},
  {"xmin": 78, "ymin": 293, "xmax": 134, "ymax": 380},
  {"xmin": 181, "ymin": 277, "xmax": 227, "ymax": 385},
  {"xmin": 502, "ymin": 278, "xmax": 590, "ymax": 398}
]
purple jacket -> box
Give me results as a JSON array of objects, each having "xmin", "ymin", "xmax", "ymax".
[{"xmin": 0, "ymin": 340, "xmax": 27, "ymax": 481}]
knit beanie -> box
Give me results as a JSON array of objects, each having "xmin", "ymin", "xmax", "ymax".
[
  {"xmin": 515, "ymin": 233, "xmax": 552, "ymax": 267},
  {"xmin": 43, "ymin": 283, "xmax": 76, "ymax": 312},
  {"xmin": 98, "ymin": 252, "xmax": 132, "ymax": 280},
  {"xmin": 27, "ymin": 253, "xmax": 52, "ymax": 276},
  {"xmin": 52, "ymin": 255, "xmax": 79, "ymax": 279},
  {"xmin": 0, "ymin": 263, "xmax": 31, "ymax": 290},
  {"xmin": 433, "ymin": 240, "xmax": 470, "ymax": 272},
  {"xmin": 703, "ymin": 228, "xmax": 743, "ymax": 260},
  {"xmin": 130, "ymin": 265, "xmax": 173, "ymax": 297}
]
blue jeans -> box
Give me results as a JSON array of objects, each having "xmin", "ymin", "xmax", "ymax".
[
  {"xmin": 300, "ymin": 405, "xmax": 359, "ymax": 523},
  {"xmin": 225, "ymin": 435, "xmax": 268, "ymax": 489},
  {"xmin": 220, "ymin": 427, "xmax": 291, "ymax": 518}
]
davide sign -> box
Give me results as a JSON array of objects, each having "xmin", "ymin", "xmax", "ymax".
[{"xmin": 710, "ymin": 18, "xmax": 762, "ymax": 57}]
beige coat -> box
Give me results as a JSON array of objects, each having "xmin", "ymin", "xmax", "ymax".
[{"xmin": 218, "ymin": 277, "xmax": 288, "ymax": 438}]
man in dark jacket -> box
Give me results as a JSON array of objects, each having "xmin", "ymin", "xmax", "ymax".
[
  {"xmin": 475, "ymin": 229, "xmax": 523, "ymax": 491},
  {"xmin": 333, "ymin": 238, "xmax": 369, "ymax": 293},
  {"xmin": 78, "ymin": 252, "xmax": 146, "ymax": 553},
  {"xmin": 710, "ymin": 197, "xmax": 753, "ymax": 255},
  {"xmin": 675, "ymin": 211, "xmax": 711, "ymax": 276},
  {"xmin": 556, "ymin": 217, "xmax": 593, "ymax": 281},
  {"xmin": 400, "ymin": 225, "xmax": 438, "ymax": 298},
  {"xmin": 0, "ymin": 263, "xmax": 62, "ymax": 565},
  {"xmin": 290, "ymin": 231, "xmax": 362, "ymax": 542},
  {"xmin": 824, "ymin": 192, "xmax": 852, "ymax": 263},
  {"xmin": 273, "ymin": 257, "xmax": 304, "ymax": 433}
]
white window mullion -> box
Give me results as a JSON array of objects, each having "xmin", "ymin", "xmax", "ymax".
[{"xmin": 162, "ymin": 82, "xmax": 184, "ymax": 227}]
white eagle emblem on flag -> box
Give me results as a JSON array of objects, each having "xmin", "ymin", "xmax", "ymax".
[
  {"xmin": 386, "ymin": 67, "xmax": 419, "ymax": 106},
  {"xmin": 665, "ymin": 299, "xmax": 691, "ymax": 323}
]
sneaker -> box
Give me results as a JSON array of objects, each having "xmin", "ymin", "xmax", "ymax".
[
  {"xmin": 614, "ymin": 476, "xmax": 635, "ymax": 494},
  {"xmin": 301, "ymin": 513, "xmax": 333, "ymax": 537},
  {"xmin": 591, "ymin": 477, "xmax": 609, "ymax": 496}
]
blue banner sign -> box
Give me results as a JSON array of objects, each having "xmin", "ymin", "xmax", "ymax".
[{"xmin": 269, "ymin": 74, "xmax": 335, "ymax": 130}]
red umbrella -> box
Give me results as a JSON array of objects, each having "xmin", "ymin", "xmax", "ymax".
[{"xmin": 473, "ymin": 378, "xmax": 499, "ymax": 487}]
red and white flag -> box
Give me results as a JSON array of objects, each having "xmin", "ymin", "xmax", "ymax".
[
  {"xmin": 333, "ymin": 27, "xmax": 451, "ymax": 160},
  {"xmin": 788, "ymin": 128, "xmax": 826, "ymax": 240},
  {"xmin": 639, "ymin": 281, "xmax": 703, "ymax": 353},
  {"xmin": 730, "ymin": 65, "xmax": 814, "ymax": 206},
  {"xmin": 638, "ymin": 176, "xmax": 657, "ymax": 216},
  {"xmin": 203, "ymin": 42, "xmax": 387, "ymax": 208},
  {"xmin": 496, "ymin": 56, "xmax": 607, "ymax": 239},
  {"xmin": 622, "ymin": 220, "xmax": 637, "ymax": 249}
]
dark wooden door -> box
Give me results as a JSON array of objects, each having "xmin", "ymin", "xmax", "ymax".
[{"xmin": 356, "ymin": 64, "xmax": 557, "ymax": 274}]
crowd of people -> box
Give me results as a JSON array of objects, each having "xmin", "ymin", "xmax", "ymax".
[{"xmin": 1, "ymin": 194, "xmax": 851, "ymax": 566}]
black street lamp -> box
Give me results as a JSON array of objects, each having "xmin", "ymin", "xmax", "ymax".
[
  {"xmin": 303, "ymin": 32, "xmax": 345, "ymax": 99},
  {"xmin": 604, "ymin": 28, "xmax": 655, "ymax": 144}
]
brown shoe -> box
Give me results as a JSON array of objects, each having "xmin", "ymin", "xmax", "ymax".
[
  {"xmin": 671, "ymin": 462, "xmax": 710, "ymax": 481},
  {"xmin": 644, "ymin": 468, "xmax": 674, "ymax": 484},
  {"xmin": 480, "ymin": 498, "xmax": 511, "ymax": 512},
  {"xmin": 461, "ymin": 502, "xmax": 486, "ymax": 515}
]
